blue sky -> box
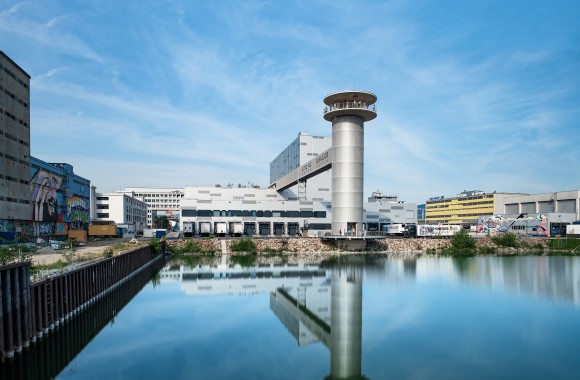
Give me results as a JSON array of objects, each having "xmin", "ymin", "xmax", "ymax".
[{"xmin": 1, "ymin": 0, "xmax": 579, "ymax": 203}]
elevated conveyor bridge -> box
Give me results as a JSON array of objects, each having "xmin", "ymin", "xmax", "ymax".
[{"xmin": 269, "ymin": 148, "xmax": 332, "ymax": 191}]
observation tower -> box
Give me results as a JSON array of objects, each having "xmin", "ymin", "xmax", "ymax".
[{"xmin": 323, "ymin": 91, "xmax": 377, "ymax": 237}]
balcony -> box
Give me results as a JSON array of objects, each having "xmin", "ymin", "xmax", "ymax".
[{"xmin": 323, "ymin": 91, "xmax": 377, "ymax": 122}]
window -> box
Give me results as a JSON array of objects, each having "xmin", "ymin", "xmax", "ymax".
[
  {"xmin": 182, "ymin": 210, "xmax": 198, "ymax": 217},
  {"xmin": 97, "ymin": 204, "xmax": 109, "ymax": 209},
  {"xmin": 97, "ymin": 196, "xmax": 109, "ymax": 201},
  {"xmin": 97, "ymin": 213, "xmax": 109, "ymax": 218}
]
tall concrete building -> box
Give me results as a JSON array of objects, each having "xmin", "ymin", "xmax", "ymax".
[{"xmin": 0, "ymin": 51, "xmax": 31, "ymax": 232}]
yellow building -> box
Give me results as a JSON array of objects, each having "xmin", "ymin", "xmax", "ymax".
[{"xmin": 425, "ymin": 190, "xmax": 497, "ymax": 226}]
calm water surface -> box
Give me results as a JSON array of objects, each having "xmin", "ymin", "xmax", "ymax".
[{"xmin": 8, "ymin": 256, "xmax": 580, "ymax": 379}]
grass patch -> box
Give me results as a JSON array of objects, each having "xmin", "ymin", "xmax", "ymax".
[
  {"xmin": 30, "ymin": 260, "xmax": 68, "ymax": 273},
  {"xmin": 548, "ymin": 238, "xmax": 580, "ymax": 250}
]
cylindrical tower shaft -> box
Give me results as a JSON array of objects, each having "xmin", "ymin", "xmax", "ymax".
[
  {"xmin": 332, "ymin": 116, "xmax": 364, "ymax": 236},
  {"xmin": 328, "ymin": 267, "xmax": 363, "ymax": 379},
  {"xmin": 323, "ymin": 91, "xmax": 377, "ymax": 237}
]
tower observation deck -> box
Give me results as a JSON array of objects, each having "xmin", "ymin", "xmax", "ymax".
[{"xmin": 323, "ymin": 91, "xmax": 377, "ymax": 237}]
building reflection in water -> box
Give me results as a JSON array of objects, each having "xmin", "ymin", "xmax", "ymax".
[{"xmin": 269, "ymin": 261, "xmax": 371, "ymax": 380}]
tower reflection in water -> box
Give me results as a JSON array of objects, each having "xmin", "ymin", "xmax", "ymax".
[{"xmin": 270, "ymin": 262, "xmax": 368, "ymax": 380}]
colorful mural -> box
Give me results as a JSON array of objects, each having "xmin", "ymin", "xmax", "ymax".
[
  {"xmin": 56, "ymin": 223, "xmax": 68, "ymax": 236},
  {"xmin": 478, "ymin": 214, "xmax": 549, "ymax": 237},
  {"xmin": 0, "ymin": 220, "xmax": 15, "ymax": 233},
  {"xmin": 38, "ymin": 222, "xmax": 55, "ymax": 236},
  {"xmin": 67, "ymin": 196, "xmax": 89, "ymax": 224},
  {"xmin": 30, "ymin": 169, "xmax": 63, "ymax": 222}
]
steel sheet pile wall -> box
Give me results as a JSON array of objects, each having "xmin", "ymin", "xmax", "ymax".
[
  {"xmin": 0, "ymin": 259, "xmax": 165, "ymax": 380},
  {"xmin": 1, "ymin": 245, "xmax": 161, "ymax": 359},
  {"xmin": 0, "ymin": 263, "xmax": 32, "ymax": 361}
]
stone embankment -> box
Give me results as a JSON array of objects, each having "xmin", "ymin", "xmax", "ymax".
[{"xmin": 164, "ymin": 236, "xmax": 554, "ymax": 262}]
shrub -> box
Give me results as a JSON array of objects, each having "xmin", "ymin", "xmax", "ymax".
[
  {"xmin": 149, "ymin": 239, "xmax": 163, "ymax": 253},
  {"xmin": 172, "ymin": 239, "xmax": 202, "ymax": 255},
  {"xmin": 450, "ymin": 228, "xmax": 476, "ymax": 250},
  {"xmin": 491, "ymin": 233, "xmax": 520, "ymax": 248},
  {"xmin": 230, "ymin": 238, "xmax": 257, "ymax": 253},
  {"xmin": 103, "ymin": 247, "xmax": 114, "ymax": 258}
]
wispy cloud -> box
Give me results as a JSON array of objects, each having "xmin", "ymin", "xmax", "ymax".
[{"xmin": 2, "ymin": 0, "xmax": 578, "ymax": 200}]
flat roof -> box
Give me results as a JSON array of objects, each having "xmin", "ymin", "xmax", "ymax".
[
  {"xmin": 0, "ymin": 50, "xmax": 31, "ymax": 79},
  {"xmin": 323, "ymin": 90, "xmax": 377, "ymax": 106}
]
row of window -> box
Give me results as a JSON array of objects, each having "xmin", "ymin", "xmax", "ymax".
[
  {"xmin": 1, "ymin": 63, "xmax": 29, "ymax": 89},
  {"xmin": 1, "ymin": 196, "xmax": 30, "ymax": 204},
  {"xmin": 137, "ymin": 193, "xmax": 184, "ymax": 198},
  {"xmin": 426, "ymin": 200, "xmax": 493, "ymax": 209},
  {"xmin": 426, "ymin": 211, "xmax": 489, "ymax": 219},
  {"xmin": 0, "ymin": 172, "xmax": 29, "ymax": 184},
  {"xmin": 1, "ymin": 85, "xmax": 28, "ymax": 108},
  {"xmin": 1, "ymin": 153, "xmax": 29, "ymax": 167},
  {"xmin": 1, "ymin": 108, "xmax": 29, "ymax": 128},
  {"xmin": 182, "ymin": 209, "xmax": 327, "ymax": 218},
  {"xmin": 427, "ymin": 195, "xmax": 494, "ymax": 205}
]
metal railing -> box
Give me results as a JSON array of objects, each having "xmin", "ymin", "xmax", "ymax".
[{"xmin": 324, "ymin": 101, "xmax": 377, "ymax": 114}]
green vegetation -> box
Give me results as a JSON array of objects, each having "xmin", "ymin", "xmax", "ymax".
[
  {"xmin": 171, "ymin": 239, "xmax": 203, "ymax": 254},
  {"xmin": 477, "ymin": 246, "xmax": 497, "ymax": 255},
  {"xmin": 442, "ymin": 228, "xmax": 477, "ymax": 257},
  {"xmin": 103, "ymin": 247, "xmax": 114, "ymax": 258},
  {"xmin": 0, "ymin": 239, "xmax": 35, "ymax": 265},
  {"xmin": 30, "ymin": 260, "xmax": 69, "ymax": 274},
  {"xmin": 548, "ymin": 238, "xmax": 580, "ymax": 251},
  {"xmin": 491, "ymin": 233, "xmax": 520, "ymax": 248},
  {"xmin": 230, "ymin": 238, "xmax": 257, "ymax": 253},
  {"xmin": 451, "ymin": 229, "xmax": 476, "ymax": 250},
  {"xmin": 149, "ymin": 239, "xmax": 163, "ymax": 254}
]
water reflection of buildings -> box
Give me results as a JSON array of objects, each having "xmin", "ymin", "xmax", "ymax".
[
  {"xmin": 416, "ymin": 257, "xmax": 580, "ymax": 306},
  {"xmin": 161, "ymin": 256, "xmax": 579, "ymax": 379},
  {"xmin": 161, "ymin": 262, "xmax": 378, "ymax": 379}
]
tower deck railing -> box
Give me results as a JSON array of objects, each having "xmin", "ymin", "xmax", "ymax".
[{"xmin": 324, "ymin": 102, "xmax": 376, "ymax": 115}]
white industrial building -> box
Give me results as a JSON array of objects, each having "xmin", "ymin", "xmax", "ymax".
[
  {"xmin": 499, "ymin": 190, "xmax": 580, "ymax": 221},
  {"xmin": 92, "ymin": 192, "xmax": 148, "ymax": 233},
  {"xmin": 120, "ymin": 187, "xmax": 184, "ymax": 228},
  {"xmin": 270, "ymin": 131, "xmax": 333, "ymax": 203},
  {"xmin": 161, "ymin": 92, "xmax": 416, "ymax": 238},
  {"xmin": 178, "ymin": 125, "xmax": 417, "ymax": 237}
]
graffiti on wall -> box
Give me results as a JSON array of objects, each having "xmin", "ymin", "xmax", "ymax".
[
  {"xmin": 38, "ymin": 223, "xmax": 55, "ymax": 236},
  {"xmin": 478, "ymin": 215, "xmax": 549, "ymax": 236},
  {"xmin": 0, "ymin": 220, "xmax": 15, "ymax": 233},
  {"xmin": 19, "ymin": 222, "xmax": 35, "ymax": 237},
  {"xmin": 67, "ymin": 196, "xmax": 89, "ymax": 224},
  {"xmin": 31, "ymin": 169, "xmax": 63, "ymax": 222},
  {"xmin": 56, "ymin": 223, "xmax": 68, "ymax": 235}
]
